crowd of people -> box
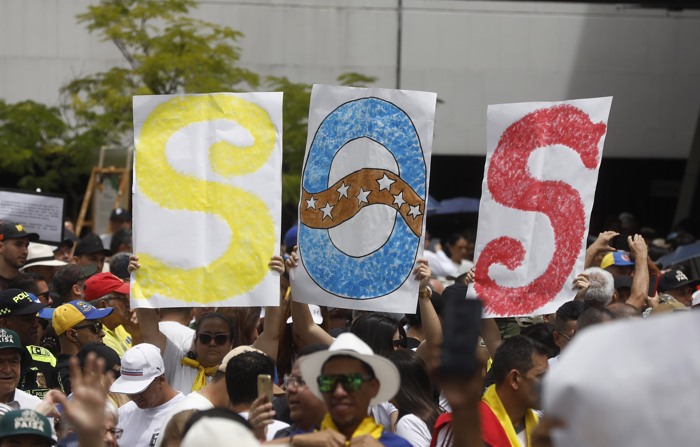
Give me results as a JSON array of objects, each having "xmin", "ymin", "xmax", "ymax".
[{"xmin": 0, "ymin": 206, "xmax": 696, "ymax": 447}]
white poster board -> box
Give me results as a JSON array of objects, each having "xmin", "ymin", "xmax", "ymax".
[
  {"xmin": 131, "ymin": 93, "xmax": 282, "ymax": 308},
  {"xmin": 469, "ymin": 97, "xmax": 612, "ymax": 317},
  {"xmin": 291, "ymin": 85, "xmax": 436, "ymax": 313},
  {"xmin": 0, "ymin": 189, "xmax": 65, "ymax": 245}
]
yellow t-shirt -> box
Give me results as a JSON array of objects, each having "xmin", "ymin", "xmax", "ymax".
[{"xmin": 103, "ymin": 325, "xmax": 132, "ymax": 357}]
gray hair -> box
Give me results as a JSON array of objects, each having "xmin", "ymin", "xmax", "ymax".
[
  {"xmin": 105, "ymin": 399, "xmax": 119, "ymax": 425},
  {"xmin": 109, "ymin": 252, "xmax": 132, "ymax": 273},
  {"xmin": 583, "ymin": 267, "xmax": 615, "ymax": 307}
]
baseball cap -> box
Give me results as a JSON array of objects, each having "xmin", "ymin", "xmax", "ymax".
[
  {"xmin": 181, "ymin": 415, "xmax": 258, "ymax": 447},
  {"xmin": 0, "ymin": 289, "xmax": 48, "ymax": 316},
  {"xmin": 657, "ymin": 269, "xmax": 700, "ymax": 294},
  {"xmin": 44, "ymin": 300, "xmax": 114, "ymax": 336},
  {"xmin": 77, "ymin": 342, "xmax": 121, "ymax": 379},
  {"xmin": 600, "ymin": 252, "xmax": 634, "ymax": 270},
  {"xmin": 284, "ymin": 225, "xmax": 298, "ymax": 249},
  {"xmin": 0, "ymin": 329, "xmax": 30, "ymax": 365},
  {"xmin": 109, "ymin": 208, "xmax": 132, "ymax": 222},
  {"xmin": 0, "ymin": 410, "xmax": 55, "ymax": 445},
  {"xmin": 74, "ymin": 234, "xmax": 112, "ymax": 257},
  {"xmin": 0, "ymin": 222, "xmax": 39, "ymax": 242},
  {"xmin": 110, "ymin": 343, "xmax": 165, "ymax": 394},
  {"xmin": 613, "ymin": 276, "xmax": 633, "ymax": 290},
  {"xmin": 21, "ymin": 243, "xmax": 67, "ymax": 270},
  {"xmin": 286, "ymin": 304, "xmax": 323, "ymax": 325},
  {"xmin": 84, "ymin": 272, "xmax": 130, "ymax": 301},
  {"xmin": 53, "ymin": 264, "xmax": 99, "ymax": 297}
]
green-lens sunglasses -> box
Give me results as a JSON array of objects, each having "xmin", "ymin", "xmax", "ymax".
[{"xmin": 317, "ymin": 373, "xmax": 374, "ymax": 393}]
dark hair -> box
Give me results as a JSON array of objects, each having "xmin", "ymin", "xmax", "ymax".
[
  {"xmin": 109, "ymin": 228, "xmax": 132, "ymax": 254},
  {"xmin": 182, "ymin": 408, "xmax": 253, "ymax": 438},
  {"xmin": 225, "ymin": 351, "xmax": 276, "ymax": 405},
  {"xmin": 575, "ymin": 307, "xmax": 614, "ymax": 332},
  {"xmin": 350, "ymin": 313, "xmax": 405, "ymax": 357},
  {"xmin": 554, "ymin": 301, "xmax": 589, "ymax": 332},
  {"xmin": 491, "ymin": 335, "xmax": 549, "ymax": 386},
  {"xmin": 443, "ymin": 233, "xmax": 466, "ymax": 259},
  {"xmin": 218, "ymin": 307, "xmax": 261, "ymax": 346},
  {"xmin": 606, "ymin": 302, "xmax": 641, "ymax": 319},
  {"xmin": 9, "ymin": 273, "xmax": 45, "ymax": 295},
  {"xmin": 519, "ymin": 323, "xmax": 559, "ymax": 358},
  {"xmin": 276, "ymin": 300, "xmax": 330, "ymax": 380},
  {"xmin": 191, "ymin": 313, "xmax": 237, "ymax": 359},
  {"xmin": 388, "ymin": 349, "xmax": 440, "ymax": 433},
  {"xmin": 298, "ymin": 343, "xmax": 329, "ymax": 357},
  {"xmin": 404, "ymin": 292, "xmax": 445, "ymax": 329}
]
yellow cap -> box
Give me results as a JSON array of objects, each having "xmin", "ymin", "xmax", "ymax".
[{"xmin": 52, "ymin": 304, "xmax": 87, "ymax": 335}]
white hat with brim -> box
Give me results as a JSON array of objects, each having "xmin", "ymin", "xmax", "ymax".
[
  {"xmin": 110, "ymin": 343, "xmax": 164, "ymax": 395},
  {"xmin": 181, "ymin": 417, "xmax": 259, "ymax": 447},
  {"xmin": 21, "ymin": 243, "xmax": 68, "ymax": 270},
  {"xmin": 286, "ymin": 304, "xmax": 323, "ymax": 325},
  {"xmin": 298, "ymin": 332, "xmax": 400, "ymax": 407}
]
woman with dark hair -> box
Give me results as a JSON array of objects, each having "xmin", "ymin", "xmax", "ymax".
[
  {"xmin": 389, "ymin": 349, "xmax": 442, "ymax": 447},
  {"xmin": 350, "ymin": 313, "xmax": 406, "ymax": 357},
  {"xmin": 275, "ymin": 299, "xmax": 330, "ymax": 381},
  {"xmin": 440, "ymin": 233, "xmax": 473, "ymax": 286},
  {"xmin": 132, "ymin": 255, "xmax": 287, "ymax": 395},
  {"xmin": 218, "ymin": 307, "xmax": 262, "ymax": 346}
]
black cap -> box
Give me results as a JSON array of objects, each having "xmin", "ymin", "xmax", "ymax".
[
  {"xmin": 614, "ymin": 276, "xmax": 633, "ymax": 290},
  {"xmin": 0, "ymin": 222, "xmax": 39, "ymax": 242},
  {"xmin": 74, "ymin": 234, "xmax": 112, "ymax": 257},
  {"xmin": 112, "ymin": 256, "xmax": 130, "ymax": 280},
  {"xmin": 109, "ymin": 208, "xmax": 132, "ymax": 222},
  {"xmin": 657, "ymin": 270, "xmax": 700, "ymax": 293},
  {"xmin": 77, "ymin": 342, "xmax": 121, "ymax": 379},
  {"xmin": 0, "ymin": 289, "xmax": 48, "ymax": 316},
  {"xmin": 441, "ymin": 283, "xmax": 470, "ymax": 301},
  {"xmin": 58, "ymin": 228, "xmax": 79, "ymax": 249}
]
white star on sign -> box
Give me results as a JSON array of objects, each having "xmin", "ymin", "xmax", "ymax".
[
  {"xmin": 320, "ymin": 202, "xmax": 335, "ymax": 220},
  {"xmin": 337, "ymin": 182, "xmax": 350, "ymax": 200},
  {"xmin": 357, "ymin": 188, "xmax": 371, "ymax": 206},
  {"xmin": 376, "ymin": 173, "xmax": 395, "ymax": 192},
  {"xmin": 305, "ymin": 196, "xmax": 318, "ymax": 210},
  {"xmin": 392, "ymin": 191, "xmax": 406, "ymax": 210},
  {"xmin": 408, "ymin": 204, "xmax": 422, "ymax": 219}
]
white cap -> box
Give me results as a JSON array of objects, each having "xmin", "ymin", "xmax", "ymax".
[
  {"xmin": 110, "ymin": 343, "xmax": 165, "ymax": 394},
  {"xmin": 181, "ymin": 416, "xmax": 259, "ymax": 447},
  {"xmin": 287, "ymin": 304, "xmax": 323, "ymax": 325}
]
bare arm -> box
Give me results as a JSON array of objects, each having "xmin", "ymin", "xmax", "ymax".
[
  {"xmin": 253, "ymin": 256, "xmax": 286, "ymax": 359},
  {"xmin": 626, "ymin": 234, "xmax": 649, "ymax": 311},
  {"xmin": 480, "ymin": 318, "xmax": 502, "ymax": 359},
  {"xmin": 585, "ymin": 231, "xmax": 618, "ymax": 269},
  {"xmin": 128, "ymin": 255, "xmax": 169, "ymax": 353},
  {"xmin": 286, "ymin": 248, "xmax": 333, "ymax": 346},
  {"xmin": 415, "ymin": 259, "xmax": 441, "ymax": 359}
]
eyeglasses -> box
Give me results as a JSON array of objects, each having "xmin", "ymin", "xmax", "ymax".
[
  {"xmin": 35, "ymin": 291, "xmax": 50, "ymax": 300},
  {"xmin": 317, "ymin": 373, "xmax": 374, "ymax": 393},
  {"xmin": 284, "ymin": 374, "xmax": 306, "ymax": 389},
  {"xmin": 556, "ymin": 330, "xmax": 571, "ymax": 341},
  {"xmin": 104, "ymin": 427, "xmax": 123, "ymax": 439},
  {"xmin": 197, "ymin": 332, "xmax": 230, "ymax": 346},
  {"xmin": 392, "ymin": 336, "xmax": 405, "ymax": 349},
  {"xmin": 73, "ymin": 321, "xmax": 103, "ymax": 334}
]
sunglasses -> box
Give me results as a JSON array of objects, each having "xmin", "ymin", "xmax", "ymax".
[
  {"xmin": 392, "ymin": 336, "xmax": 405, "ymax": 348},
  {"xmin": 197, "ymin": 332, "xmax": 230, "ymax": 346},
  {"xmin": 73, "ymin": 321, "xmax": 103, "ymax": 334},
  {"xmin": 317, "ymin": 373, "xmax": 373, "ymax": 393},
  {"xmin": 283, "ymin": 374, "xmax": 306, "ymax": 389},
  {"xmin": 556, "ymin": 330, "xmax": 571, "ymax": 341}
]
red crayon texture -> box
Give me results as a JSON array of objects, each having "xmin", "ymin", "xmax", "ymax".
[{"xmin": 475, "ymin": 104, "xmax": 607, "ymax": 315}]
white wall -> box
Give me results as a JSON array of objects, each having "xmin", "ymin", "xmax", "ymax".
[{"xmin": 1, "ymin": 0, "xmax": 699, "ymax": 158}]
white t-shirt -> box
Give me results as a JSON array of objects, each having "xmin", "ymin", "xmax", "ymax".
[
  {"xmin": 516, "ymin": 425, "xmax": 527, "ymax": 447},
  {"xmin": 117, "ymin": 392, "xmax": 185, "ymax": 447},
  {"xmin": 154, "ymin": 392, "xmax": 213, "ymax": 447},
  {"xmin": 159, "ymin": 321, "xmax": 195, "ymax": 352},
  {"xmin": 370, "ymin": 401, "xmax": 398, "ymax": 431},
  {"xmin": 548, "ymin": 355, "xmax": 559, "ymax": 371},
  {"xmin": 163, "ymin": 338, "xmax": 214, "ymax": 395},
  {"xmin": 239, "ymin": 411, "xmax": 289, "ymax": 441},
  {"xmin": 396, "ymin": 414, "xmax": 432, "ymax": 447}
]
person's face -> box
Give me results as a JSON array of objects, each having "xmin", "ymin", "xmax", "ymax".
[
  {"xmin": 667, "ymin": 285, "xmax": 694, "ymax": 307},
  {"xmin": 554, "ymin": 319, "xmax": 576, "ymax": 351},
  {"xmin": 103, "ymin": 412, "xmax": 119, "ymax": 447},
  {"xmin": 0, "ymin": 238, "xmax": 30, "ymax": 270},
  {"xmin": 320, "ymin": 357, "xmax": 379, "ymax": 434},
  {"xmin": 108, "ymin": 219, "xmax": 131, "ymax": 234},
  {"xmin": 606, "ymin": 265, "xmax": 633, "ymax": 279},
  {"xmin": 67, "ymin": 321, "xmax": 105, "ymax": 346},
  {"xmin": 106, "ymin": 293, "xmax": 130, "ymax": 324},
  {"xmin": 287, "ymin": 362, "xmax": 327, "ymax": 430},
  {"xmin": 2, "ymin": 314, "xmax": 41, "ymax": 347},
  {"xmin": 465, "ymin": 240, "xmax": 475, "ymax": 262},
  {"xmin": 194, "ymin": 318, "xmax": 233, "ymax": 367},
  {"xmin": 53, "ymin": 246, "xmax": 72, "ymax": 263},
  {"xmin": 75, "ymin": 253, "xmax": 105, "ymax": 273},
  {"xmin": 33, "ymin": 281, "xmax": 51, "ymax": 305},
  {"xmin": 517, "ymin": 353, "xmax": 548, "ymax": 410},
  {"xmin": 0, "ymin": 350, "xmax": 21, "ymax": 397},
  {"xmin": 450, "ymin": 238, "xmax": 468, "ymax": 262},
  {"xmin": 392, "ymin": 329, "xmax": 402, "ymax": 351},
  {"xmin": 128, "ymin": 376, "xmax": 164, "ymax": 409},
  {"xmin": 0, "ymin": 434, "xmax": 51, "ymax": 447}
]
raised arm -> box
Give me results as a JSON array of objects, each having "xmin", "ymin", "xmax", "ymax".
[
  {"xmin": 626, "ymin": 234, "xmax": 650, "ymax": 311},
  {"xmin": 286, "ymin": 247, "xmax": 333, "ymax": 346},
  {"xmin": 129, "ymin": 255, "xmax": 167, "ymax": 353},
  {"xmin": 415, "ymin": 259, "xmax": 441, "ymax": 359},
  {"xmin": 585, "ymin": 231, "xmax": 618, "ymax": 269},
  {"xmin": 253, "ymin": 255, "xmax": 286, "ymax": 359}
]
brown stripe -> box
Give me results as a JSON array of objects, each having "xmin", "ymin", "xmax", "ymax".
[{"xmin": 300, "ymin": 168, "xmax": 424, "ymax": 237}]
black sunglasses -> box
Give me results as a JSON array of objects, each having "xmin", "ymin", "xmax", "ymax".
[
  {"xmin": 197, "ymin": 332, "xmax": 230, "ymax": 346},
  {"xmin": 73, "ymin": 321, "xmax": 103, "ymax": 334},
  {"xmin": 392, "ymin": 335, "xmax": 405, "ymax": 348}
]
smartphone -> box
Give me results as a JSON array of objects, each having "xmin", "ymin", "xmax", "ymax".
[
  {"xmin": 648, "ymin": 274, "xmax": 660, "ymax": 297},
  {"xmin": 439, "ymin": 293, "xmax": 483, "ymax": 376},
  {"xmin": 257, "ymin": 374, "xmax": 273, "ymax": 403}
]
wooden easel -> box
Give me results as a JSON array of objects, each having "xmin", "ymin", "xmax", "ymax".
[{"xmin": 75, "ymin": 166, "xmax": 130, "ymax": 236}]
